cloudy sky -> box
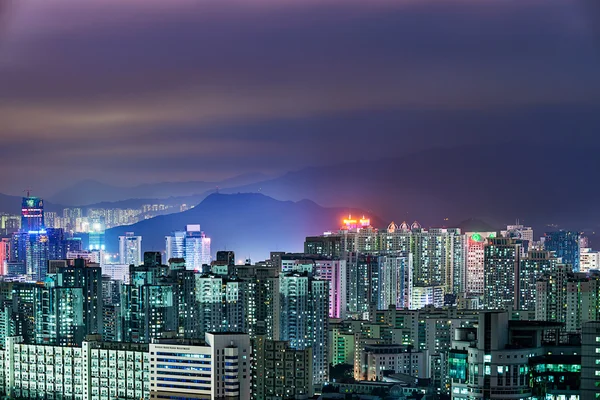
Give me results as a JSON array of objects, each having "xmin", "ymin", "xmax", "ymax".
[{"xmin": 0, "ymin": 0, "xmax": 599, "ymax": 194}]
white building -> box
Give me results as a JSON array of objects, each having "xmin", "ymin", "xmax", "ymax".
[
  {"xmin": 150, "ymin": 333, "xmax": 251, "ymax": 400},
  {"xmin": 3, "ymin": 332, "xmax": 251, "ymax": 400},
  {"xmin": 464, "ymin": 232, "xmax": 496, "ymax": 296},
  {"xmin": 411, "ymin": 285, "xmax": 444, "ymax": 310},
  {"xmin": 357, "ymin": 344, "xmax": 429, "ymax": 381},
  {"xmin": 580, "ymin": 248, "xmax": 600, "ymax": 272},
  {"xmin": 166, "ymin": 225, "xmax": 211, "ymax": 270},
  {"xmin": 119, "ymin": 232, "xmax": 142, "ymax": 266}
]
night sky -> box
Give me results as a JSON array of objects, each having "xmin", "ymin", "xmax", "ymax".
[{"xmin": 1, "ymin": 0, "xmax": 599, "ymax": 195}]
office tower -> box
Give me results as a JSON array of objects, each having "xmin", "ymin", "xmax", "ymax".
[
  {"xmin": 149, "ymin": 333, "xmax": 251, "ymax": 400},
  {"xmin": 377, "ymin": 252, "xmax": 412, "ymax": 310},
  {"xmin": 314, "ymin": 259, "xmax": 347, "ymax": 318},
  {"xmin": 216, "ymin": 250, "xmax": 235, "ymax": 266},
  {"xmin": 543, "ymin": 231, "xmax": 581, "ymax": 272},
  {"xmin": 119, "ymin": 232, "xmax": 142, "ymax": 266},
  {"xmin": 518, "ymin": 250, "xmax": 557, "ymax": 311},
  {"xmin": 464, "ymin": 231, "xmax": 496, "ymax": 295},
  {"xmin": 483, "ymin": 237, "xmax": 522, "ymax": 310},
  {"xmin": 535, "ymin": 264, "xmax": 572, "ymax": 325},
  {"xmin": 279, "ymin": 272, "xmax": 329, "ymax": 386},
  {"xmin": 55, "ymin": 260, "xmax": 103, "ymax": 336},
  {"xmin": 235, "ymin": 265, "xmax": 280, "ymax": 340},
  {"xmin": 582, "ymin": 321, "xmax": 600, "ymax": 399},
  {"xmin": 195, "ymin": 275, "xmax": 244, "ymax": 335},
  {"xmin": 21, "ymin": 196, "xmax": 44, "ymax": 232},
  {"xmin": 184, "ymin": 225, "xmax": 211, "ymax": 270},
  {"xmin": 252, "ymin": 336, "xmax": 313, "ymax": 400},
  {"xmin": 580, "ymin": 247, "xmax": 600, "ymax": 272},
  {"xmin": 165, "ymin": 230, "xmax": 186, "ymax": 261}
]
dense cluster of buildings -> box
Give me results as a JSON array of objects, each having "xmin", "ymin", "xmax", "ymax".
[{"xmin": 0, "ymin": 199, "xmax": 599, "ymax": 399}]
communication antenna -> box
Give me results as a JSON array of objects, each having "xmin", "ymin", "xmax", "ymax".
[{"xmin": 23, "ymin": 188, "xmax": 31, "ymax": 197}]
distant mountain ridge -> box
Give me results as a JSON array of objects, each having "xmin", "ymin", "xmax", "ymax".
[
  {"xmin": 48, "ymin": 173, "xmax": 271, "ymax": 206},
  {"xmin": 105, "ymin": 193, "xmax": 383, "ymax": 262}
]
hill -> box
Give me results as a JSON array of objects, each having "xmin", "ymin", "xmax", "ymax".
[
  {"xmin": 217, "ymin": 142, "xmax": 600, "ymax": 234},
  {"xmin": 48, "ymin": 173, "xmax": 270, "ymax": 206},
  {"xmin": 104, "ymin": 193, "xmax": 383, "ymax": 262}
]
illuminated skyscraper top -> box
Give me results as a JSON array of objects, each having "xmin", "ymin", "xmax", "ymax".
[{"xmin": 21, "ymin": 197, "xmax": 44, "ymax": 232}]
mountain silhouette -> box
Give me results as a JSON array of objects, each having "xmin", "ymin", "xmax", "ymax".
[
  {"xmin": 104, "ymin": 193, "xmax": 383, "ymax": 262},
  {"xmin": 48, "ymin": 173, "xmax": 270, "ymax": 206}
]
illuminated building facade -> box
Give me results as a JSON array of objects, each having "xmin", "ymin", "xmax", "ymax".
[
  {"xmin": 543, "ymin": 231, "xmax": 581, "ymax": 272},
  {"xmin": 377, "ymin": 252, "xmax": 412, "ymax": 310},
  {"xmin": 279, "ymin": 272, "xmax": 329, "ymax": 386},
  {"xmin": 252, "ymin": 335, "xmax": 313, "ymax": 400},
  {"xmin": 464, "ymin": 231, "xmax": 496, "ymax": 296},
  {"xmin": 580, "ymin": 247, "xmax": 600, "ymax": 272},
  {"xmin": 518, "ymin": 250, "xmax": 557, "ymax": 311},
  {"xmin": 21, "ymin": 197, "xmax": 44, "ymax": 233},
  {"xmin": 314, "ymin": 259, "xmax": 347, "ymax": 318},
  {"xmin": 165, "ymin": 225, "xmax": 211, "ymax": 270},
  {"xmin": 119, "ymin": 232, "xmax": 142, "ymax": 266},
  {"xmin": 483, "ymin": 237, "xmax": 523, "ymax": 310}
]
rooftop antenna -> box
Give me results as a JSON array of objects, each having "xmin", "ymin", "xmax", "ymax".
[{"xmin": 23, "ymin": 188, "xmax": 31, "ymax": 197}]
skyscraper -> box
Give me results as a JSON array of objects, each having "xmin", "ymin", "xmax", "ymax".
[
  {"xmin": 464, "ymin": 231, "xmax": 496, "ymax": 295},
  {"xmin": 184, "ymin": 225, "xmax": 211, "ymax": 270},
  {"xmin": 165, "ymin": 225, "xmax": 211, "ymax": 270},
  {"xmin": 543, "ymin": 231, "xmax": 581, "ymax": 272},
  {"xmin": 21, "ymin": 196, "xmax": 44, "ymax": 232},
  {"xmin": 119, "ymin": 232, "xmax": 142, "ymax": 266},
  {"xmin": 279, "ymin": 272, "xmax": 329, "ymax": 386},
  {"xmin": 377, "ymin": 252, "xmax": 412, "ymax": 310}
]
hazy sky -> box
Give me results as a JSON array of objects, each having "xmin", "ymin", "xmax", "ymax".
[{"xmin": 1, "ymin": 0, "xmax": 599, "ymax": 194}]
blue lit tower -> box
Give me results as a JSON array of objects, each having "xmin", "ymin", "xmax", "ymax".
[{"xmin": 543, "ymin": 231, "xmax": 580, "ymax": 272}]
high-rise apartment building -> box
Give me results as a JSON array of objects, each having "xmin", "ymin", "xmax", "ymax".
[
  {"xmin": 252, "ymin": 335, "xmax": 313, "ymax": 400},
  {"xmin": 483, "ymin": 237, "xmax": 522, "ymax": 310},
  {"xmin": 518, "ymin": 250, "xmax": 557, "ymax": 311},
  {"xmin": 279, "ymin": 272, "xmax": 329, "ymax": 386},
  {"xmin": 377, "ymin": 252, "xmax": 412, "ymax": 310},
  {"xmin": 464, "ymin": 231, "xmax": 496, "ymax": 295},
  {"xmin": 119, "ymin": 232, "xmax": 142, "ymax": 266}
]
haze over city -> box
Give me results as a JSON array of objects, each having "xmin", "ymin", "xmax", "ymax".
[{"xmin": 1, "ymin": 1, "xmax": 600, "ymax": 400}]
